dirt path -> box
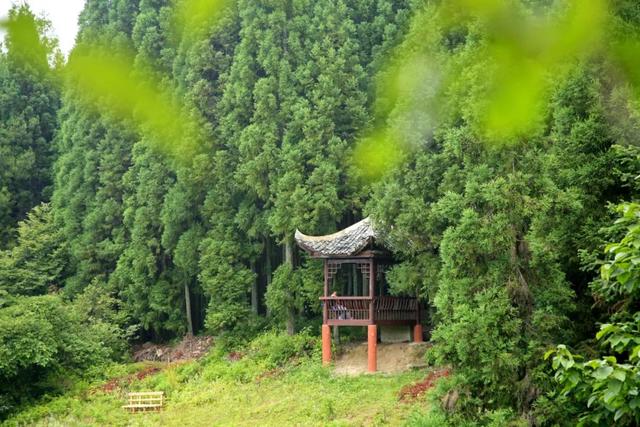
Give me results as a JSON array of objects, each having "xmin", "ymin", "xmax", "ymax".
[{"xmin": 333, "ymin": 342, "xmax": 430, "ymax": 375}]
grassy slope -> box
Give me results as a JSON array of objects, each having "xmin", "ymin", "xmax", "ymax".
[{"xmin": 5, "ymin": 353, "xmax": 429, "ymax": 426}]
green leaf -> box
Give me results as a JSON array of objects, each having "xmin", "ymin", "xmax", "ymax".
[
  {"xmin": 596, "ymin": 324, "xmax": 614, "ymax": 340},
  {"xmin": 603, "ymin": 379, "xmax": 622, "ymax": 404},
  {"xmin": 592, "ymin": 365, "xmax": 613, "ymax": 380},
  {"xmin": 611, "ymin": 369, "xmax": 626, "ymax": 382},
  {"xmin": 585, "ymin": 360, "xmax": 601, "ymax": 369},
  {"xmin": 561, "ymin": 358, "xmax": 575, "ymax": 370}
]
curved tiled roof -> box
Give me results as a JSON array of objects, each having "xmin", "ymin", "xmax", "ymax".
[{"xmin": 295, "ymin": 217, "xmax": 376, "ymax": 257}]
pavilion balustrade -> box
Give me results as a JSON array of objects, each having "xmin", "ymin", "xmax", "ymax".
[{"xmin": 320, "ymin": 295, "xmax": 419, "ymax": 326}]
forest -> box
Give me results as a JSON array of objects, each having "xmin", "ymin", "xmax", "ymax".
[{"xmin": 2, "ymin": 0, "xmax": 640, "ymax": 425}]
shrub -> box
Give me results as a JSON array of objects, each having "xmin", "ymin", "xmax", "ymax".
[
  {"xmin": 245, "ymin": 329, "xmax": 318, "ymax": 368},
  {"xmin": 547, "ymin": 203, "xmax": 640, "ymax": 425},
  {"xmin": 197, "ymin": 329, "xmax": 319, "ymax": 385},
  {"xmin": 213, "ymin": 312, "xmax": 268, "ymax": 352},
  {"xmin": 0, "ymin": 295, "xmax": 124, "ymax": 418}
]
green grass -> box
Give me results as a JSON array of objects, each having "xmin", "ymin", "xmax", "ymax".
[{"xmin": 5, "ymin": 335, "xmax": 430, "ymax": 426}]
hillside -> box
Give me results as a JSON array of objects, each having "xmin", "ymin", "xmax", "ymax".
[
  {"xmin": 3, "ymin": 0, "xmax": 640, "ymax": 425},
  {"xmin": 5, "ymin": 334, "xmax": 434, "ymax": 427}
]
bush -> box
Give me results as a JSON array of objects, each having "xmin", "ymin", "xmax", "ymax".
[
  {"xmin": 0, "ymin": 295, "xmax": 124, "ymax": 418},
  {"xmin": 547, "ymin": 203, "xmax": 640, "ymax": 426},
  {"xmin": 213, "ymin": 312, "xmax": 268, "ymax": 352},
  {"xmin": 197, "ymin": 329, "xmax": 319, "ymax": 385},
  {"xmin": 245, "ymin": 329, "xmax": 318, "ymax": 368}
]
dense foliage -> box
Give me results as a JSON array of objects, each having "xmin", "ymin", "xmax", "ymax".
[
  {"xmin": 2, "ymin": 0, "xmax": 640, "ymax": 424},
  {"xmin": 0, "ymin": 6, "xmax": 59, "ymax": 247},
  {"xmin": 0, "ymin": 293, "xmax": 124, "ymax": 416},
  {"xmin": 548, "ymin": 203, "xmax": 640, "ymax": 426}
]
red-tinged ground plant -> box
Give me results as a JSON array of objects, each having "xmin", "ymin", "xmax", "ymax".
[{"xmin": 547, "ymin": 203, "xmax": 640, "ymax": 426}]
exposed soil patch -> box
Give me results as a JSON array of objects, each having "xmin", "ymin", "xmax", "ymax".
[
  {"xmin": 98, "ymin": 336, "xmax": 214, "ymax": 394},
  {"xmin": 100, "ymin": 365, "xmax": 162, "ymax": 393},
  {"xmin": 334, "ymin": 342, "xmax": 430, "ymax": 376},
  {"xmin": 133, "ymin": 335, "xmax": 213, "ymax": 362},
  {"xmin": 228, "ymin": 351, "xmax": 244, "ymax": 362},
  {"xmin": 398, "ymin": 368, "xmax": 450, "ymax": 402}
]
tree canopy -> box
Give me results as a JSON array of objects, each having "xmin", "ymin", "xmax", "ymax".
[{"xmin": 2, "ymin": 0, "xmax": 640, "ymax": 424}]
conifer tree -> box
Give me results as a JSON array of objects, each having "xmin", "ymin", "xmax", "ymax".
[
  {"xmin": 111, "ymin": 0, "xmax": 185, "ymax": 338},
  {"xmin": 0, "ymin": 6, "xmax": 59, "ymax": 247},
  {"xmin": 365, "ymin": 4, "xmax": 640, "ymax": 421},
  {"xmin": 162, "ymin": 5, "xmax": 240, "ymax": 334},
  {"xmin": 52, "ymin": 0, "xmax": 140, "ymax": 295},
  {"xmin": 0, "ymin": 203, "xmax": 66, "ymax": 296}
]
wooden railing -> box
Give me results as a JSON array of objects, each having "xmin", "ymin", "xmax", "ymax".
[
  {"xmin": 320, "ymin": 296, "xmax": 419, "ymax": 326},
  {"xmin": 374, "ymin": 296, "xmax": 419, "ymax": 322}
]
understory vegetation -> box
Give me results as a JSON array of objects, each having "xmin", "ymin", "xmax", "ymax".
[
  {"xmin": 2, "ymin": 0, "xmax": 640, "ymax": 425},
  {"xmin": 4, "ymin": 332, "xmax": 429, "ymax": 427}
]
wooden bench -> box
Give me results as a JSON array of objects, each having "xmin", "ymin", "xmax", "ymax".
[{"xmin": 122, "ymin": 391, "xmax": 165, "ymax": 413}]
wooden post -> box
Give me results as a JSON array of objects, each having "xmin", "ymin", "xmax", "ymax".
[
  {"xmin": 369, "ymin": 259, "xmax": 375, "ymax": 324},
  {"xmin": 322, "ymin": 324, "xmax": 331, "ymax": 365},
  {"xmin": 367, "ymin": 324, "xmax": 377, "ymax": 372}
]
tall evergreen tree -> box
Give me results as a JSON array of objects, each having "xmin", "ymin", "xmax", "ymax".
[
  {"xmin": 0, "ymin": 6, "xmax": 59, "ymax": 247},
  {"xmin": 111, "ymin": 0, "xmax": 185, "ymax": 339},
  {"xmin": 52, "ymin": 0, "xmax": 140, "ymax": 295},
  {"xmin": 0, "ymin": 203, "xmax": 66, "ymax": 296},
  {"xmin": 365, "ymin": 4, "xmax": 640, "ymax": 422},
  {"xmin": 162, "ymin": 4, "xmax": 240, "ymax": 334}
]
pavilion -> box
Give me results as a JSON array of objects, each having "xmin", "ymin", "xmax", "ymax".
[{"xmin": 295, "ymin": 217, "xmax": 423, "ymax": 372}]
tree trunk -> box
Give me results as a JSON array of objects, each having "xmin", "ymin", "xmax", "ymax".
[
  {"xmin": 285, "ymin": 238, "xmax": 295, "ymax": 335},
  {"xmin": 265, "ymin": 236, "xmax": 272, "ymax": 317},
  {"xmin": 251, "ymin": 259, "xmax": 258, "ymax": 314},
  {"xmin": 184, "ymin": 280, "xmax": 193, "ymax": 336}
]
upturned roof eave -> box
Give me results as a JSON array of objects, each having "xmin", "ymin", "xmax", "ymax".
[{"xmin": 294, "ymin": 217, "xmax": 378, "ymax": 257}]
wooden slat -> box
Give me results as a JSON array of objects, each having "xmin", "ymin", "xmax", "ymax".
[
  {"xmin": 129, "ymin": 396, "xmax": 162, "ymax": 401},
  {"xmin": 327, "ymin": 319, "xmax": 371, "ymax": 326},
  {"xmin": 128, "ymin": 392, "xmax": 164, "ymax": 396}
]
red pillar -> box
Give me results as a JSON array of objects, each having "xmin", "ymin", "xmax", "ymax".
[
  {"xmin": 367, "ymin": 324, "xmax": 377, "ymax": 372},
  {"xmin": 322, "ymin": 324, "xmax": 331, "ymax": 365},
  {"xmin": 413, "ymin": 324, "xmax": 423, "ymax": 343}
]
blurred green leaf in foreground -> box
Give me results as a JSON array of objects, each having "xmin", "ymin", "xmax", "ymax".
[
  {"xmin": 1, "ymin": 0, "xmax": 232, "ymax": 164},
  {"xmin": 354, "ymin": 0, "xmax": 640, "ymax": 180}
]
